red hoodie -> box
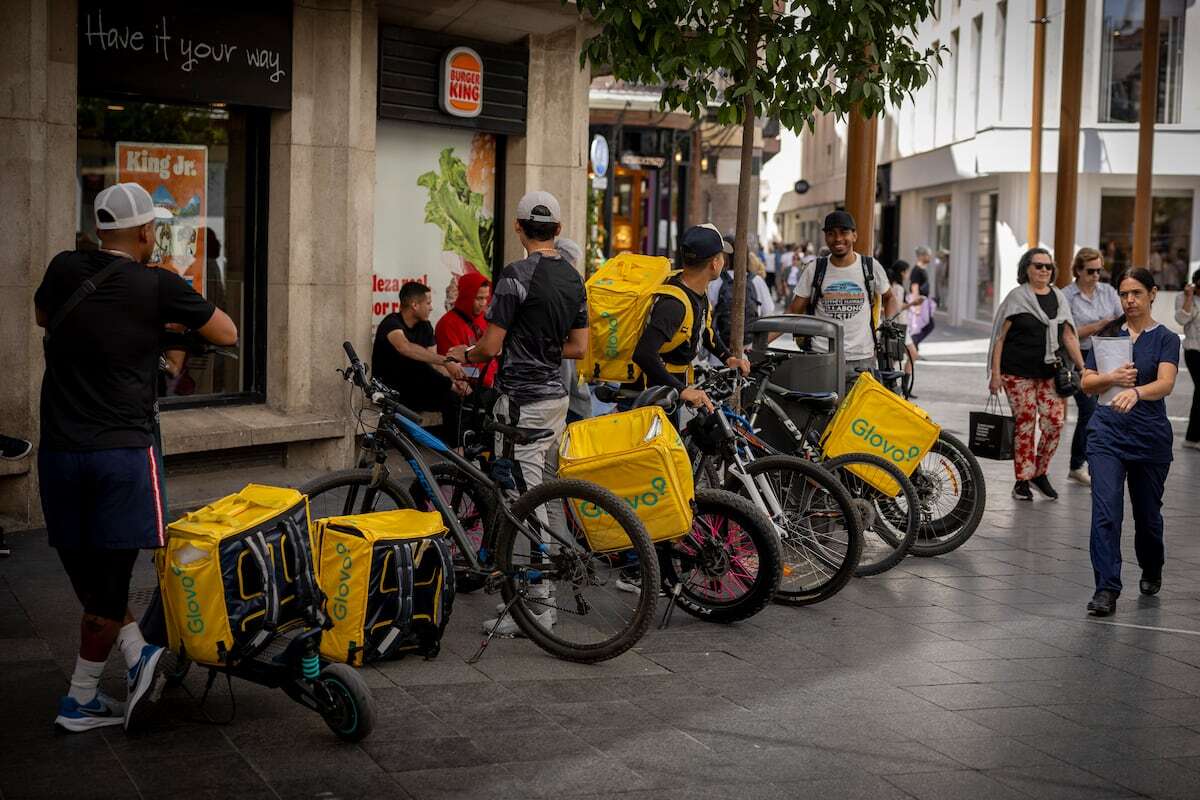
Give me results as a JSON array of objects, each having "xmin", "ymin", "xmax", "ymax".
[{"xmin": 435, "ymin": 271, "xmax": 497, "ymax": 387}]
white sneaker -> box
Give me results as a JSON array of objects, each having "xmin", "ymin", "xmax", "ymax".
[
  {"xmin": 481, "ymin": 607, "xmax": 555, "ymax": 637},
  {"xmin": 1183, "ymin": 440, "xmax": 1200, "ymax": 450},
  {"xmin": 1067, "ymin": 468, "xmax": 1091, "ymax": 486},
  {"xmin": 615, "ymin": 575, "xmax": 642, "ymax": 594}
]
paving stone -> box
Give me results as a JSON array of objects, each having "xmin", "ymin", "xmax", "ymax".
[
  {"xmin": 883, "ymin": 769, "xmax": 1030, "ymax": 800},
  {"xmin": 988, "ymin": 763, "xmax": 1139, "ymax": 800},
  {"xmin": 1082, "ymin": 758, "xmax": 1200, "ymax": 800},
  {"xmin": 923, "ymin": 735, "xmax": 1061, "ymax": 769},
  {"xmin": 902, "ymin": 682, "xmax": 1031, "ymax": 711}
]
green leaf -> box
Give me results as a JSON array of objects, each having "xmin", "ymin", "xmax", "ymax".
[
  {"xmin": 416, "ymin": 148, "xmax": 493, "ymax": 277},
  {"xmin": 631, "ymin": 8, "xmax": 642, "ymax": 28}
]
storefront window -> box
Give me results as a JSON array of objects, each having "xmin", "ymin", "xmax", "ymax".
[
  {"xmin": 77, "ymin": 98, "xmax": 268, "ymax": 404},
  {"xmin": 1099, "ymin": 193, "xmax": 1193, "ymax": 289},
  {"xmin": 975, "ymin": 193, "xmax": 998, "ymax": 321},
  {"xmin": 932, "ymin": 197, "xmax": 953, "ymax": 312},
  {"xmin": 1099, "ymin": 0, "xmax": 1186, "ymax": 124}
]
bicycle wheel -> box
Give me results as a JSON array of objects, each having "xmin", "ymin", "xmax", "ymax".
[
  {"xmin": 408, "ymin": 463, "xmax": 496, "ymax": 593},
  {"xmin": 908, "ymin": 431, "xmax": 986, "ymax": 556},
  {"xmin": 492, "ymin": 478, "xmax": 659, "ymax": 663},
  {"xmin": 659, "ymin": 489, "xmax": 781, "ymax": 623},
  {"xmin": 727, "ymin": 455, "xmax": 861, "ymax": 606},
  {"xmin": 301, "ymin": 469, "xmax": 415, "ymax": 518},
  {"xmin": 823, "ymin": 453, "xmax": 920, "ymax": 576}
]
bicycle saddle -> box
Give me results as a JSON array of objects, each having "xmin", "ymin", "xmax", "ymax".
[
  {"xmin": 631, "ymin": 385, "xmax": 678, "ymax": 412},
  {"xmin": 486, "ymin": 419, "xmax": 556, "ymax": 445},
  {"xmin": 768, "ymin": 385, "xmax": 839, "ymax": 412}
]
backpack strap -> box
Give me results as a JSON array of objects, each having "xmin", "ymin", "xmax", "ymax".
[
  {"xmin": 451, "ymin": 307, "xmax": 484, "ymax": 340},
  {"xmin": 861, "ymin": 255, "xmax": 881, "ymax": 355},
  {"xmin": 648, "ymin": 283, "xmax": 698, "ymax": 382},
  {"xmin": 809, "ymin": 257, "xmax": 829, "ymax": 311},
  {"xmin": 44, "ymin": 256, "xmax": 130, "ymax": 345}
]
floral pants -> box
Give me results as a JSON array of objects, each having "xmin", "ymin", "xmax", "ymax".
[{"xmin": 1001, "ymin": 375, "xmax": 1066, "ymax": 481}]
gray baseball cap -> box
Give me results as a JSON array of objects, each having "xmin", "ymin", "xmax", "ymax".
[
  {"xmin": 94, "ymin": 182, "xmax": 158, "ymax": 230},
  {"xmin": 516, "ymin": 190, "xmax": 561, "ymax": 223}
]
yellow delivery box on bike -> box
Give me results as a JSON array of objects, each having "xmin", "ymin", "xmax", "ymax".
[
  {"xmin": 157, "ymin": 484, "xmax": 317, "ymax": 666},
  {"xmin": 580, "ymin": 253, "xmax": 704, "ymax": 384},
  {"xmin": 820, "ymin": 372, "xmax": 941, "ymax": 495},
  {"xmin": 558, "ymin": 406, "xmax": 694, "ymax": 552},
  {"xmin": 313, "ymin": 509, "xmax": 455, "ymax": 666}
]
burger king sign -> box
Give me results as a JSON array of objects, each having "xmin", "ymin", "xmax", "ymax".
[{"xmin": 440, "ymin": 47, "xmax": 483, "ymax": 119}]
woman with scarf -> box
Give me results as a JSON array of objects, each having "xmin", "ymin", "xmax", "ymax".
[
  {"xmin": 436, "ymin": 271, "xmax": 497, "ymax": 387},
  {"xmin": 987, "ymin": 248, "xmax": 1086, "ymax": 502}
]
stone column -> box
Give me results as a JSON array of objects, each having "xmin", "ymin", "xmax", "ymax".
[
  {"xmin": 503, "ymin": 23, "xmax": 590, "ymax": 267},
  {"xmin": 0, "ymin": 0, "xmax": 77, "ymax": 524},
  {"xmin": 268, "ymin": 0, "xmax": 377, "ymax": 468}
]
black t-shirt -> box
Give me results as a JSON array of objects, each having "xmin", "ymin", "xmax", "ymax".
[
  {"xmin": 371, "ymin": 313, "xmax": 449, "ymax": 410},
  {"xmin": 1000, "ymin": 291, "xmax": 1060, "ymax": 379},
  {"xmin": 908, "ymin": 265, "xmax": 930, "ymax": 297},
  {"xmin": 486, "ymin": 252, "xmax": 588, "ymax": 403},
  {"xmin": 35, "ymin": 250, "xmax": 216, "ymax": 451},
  {"xmin": 633, "ymin": 275, "xmax": 731, "ymax": 390}
]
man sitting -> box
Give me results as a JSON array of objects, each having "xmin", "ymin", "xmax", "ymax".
[{"xmin": 371, "ymin": 281, "xmax": 469, "ymax": 442}]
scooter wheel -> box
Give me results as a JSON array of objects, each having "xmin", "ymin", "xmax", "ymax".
[{"xmin": 317, "ymin": 663, "xmax": 376, "ymax": 742}]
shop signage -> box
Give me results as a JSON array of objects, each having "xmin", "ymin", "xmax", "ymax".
[
  {"xmin": 590, "ymin": 135, "xmax": 610, "ymax": 178},
  {"xmin": 621, "ymin": 153, "xmax": 667, "ymax": 169},
  {"xmin": 794, "ymin": 179, "xmax": 811, "ymax": 195},
  {"xmin": 78, "ymin": 1, "xmax": 293, "ymax": 110},
  {"xmin": 440, "ymin": 47, "xmax": 484, "ymax": 118}
]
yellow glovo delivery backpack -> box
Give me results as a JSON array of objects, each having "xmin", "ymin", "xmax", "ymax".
[
  {"xmin": 313, "ymin": 509, "xmax": 455, "ymax": 666},
  {"xmin": 581, "ymin": 253, "xmax": 712, "ymax": 385},
  {"xmin": 157, "ymin": 485, "xmax": 318, "ymax": 667},
  {"xmin": 821, "ymin": 372, "xmax": 942, "ymax": 495},
  {"xmin": 558, "ymin": 405, "xmax": 695, "ymax": 552}
]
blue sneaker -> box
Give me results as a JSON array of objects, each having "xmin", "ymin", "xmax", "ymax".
[
  {"xmin": 124, "ymin": 644, "xmax": 164, "ymax": 733},
  {"xmin": 54, "ymin": 692, "xmax": 126, "ymax": 733}
]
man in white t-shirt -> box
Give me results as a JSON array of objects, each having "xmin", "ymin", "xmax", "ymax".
[{"xmin": 786, "ymin": 210, "xmax": 897, "ymax": 390}]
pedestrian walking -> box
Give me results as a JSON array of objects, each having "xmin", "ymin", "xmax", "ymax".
[
  {"xmin": 1081, "ymin": 268, "xmax": 1181, "ymax": 616},
  {"xmin": 1063, "ymin": 247, "xmax": 1123, "ymax": 485},
  {"xmin": 1176, "ymin": 268, "xmax": 1200, "ymax": 449},
  {"xmin": 909, "ymin": 247, "xmax": 936, "ymax": 345},
  {"xmin": 987, "ymin": 248, "xmax": 1086, "ymax": 502},
  {"xmin": 446, "ymin": 190, "xmax": 588, "ymax": 636},
  {"xmin": 34, "ymin": 182, "xmax": 238, "ymax": 733}
]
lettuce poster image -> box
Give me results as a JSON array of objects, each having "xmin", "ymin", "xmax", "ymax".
[{"xmin": 372, "ymin": 124, "xmax": 495, "ymax": 327}]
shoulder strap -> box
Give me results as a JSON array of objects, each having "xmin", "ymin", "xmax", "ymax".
[
  {"xmin": 451, "ymin": 307, "xmax": 484, "ymax": 339},
  {"xmin": 45, "ymin": 257, "xmax": 130, "ymax": 344},
  {"xmin": 809, "ymin": 257, "xmax": 829, "ymax": 310},
  {"xmin": 862, "ymin": 256, "xmax": 881, "ymax": 357},
  {"xmin": 651, "ymin": 284, "xmax": 696, "ymax": 352}
]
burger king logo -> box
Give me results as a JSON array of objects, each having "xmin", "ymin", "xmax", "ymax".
[{"xmin": 441, "ymin": 47, "xmax": 483, "ymax": 118}]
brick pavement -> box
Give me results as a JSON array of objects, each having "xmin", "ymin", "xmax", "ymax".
[{"xmin": 3, "ymin": 359, "xmax": 1199, "ymax": 800}]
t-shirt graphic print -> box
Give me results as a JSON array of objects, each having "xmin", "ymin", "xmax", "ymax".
[{"xmin": 820, "ymin": 279, "xmax": 868, "ymax": 321}]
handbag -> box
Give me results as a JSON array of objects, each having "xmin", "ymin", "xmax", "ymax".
[
  {"xmin": 969, "ymin": 395, "xmax": 1015, "ymax": 461},
  {"xmin": 1053, "ymin": 347, "xmax": 1080, "ymax": 397}
]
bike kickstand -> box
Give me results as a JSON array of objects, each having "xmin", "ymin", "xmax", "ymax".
[
  {"xmin": 468, "ymin": 595, "xmax": 522, "ymax": 664},
  {"xmin": 657, "ymin": 582, "xmax": 683, "ymax": 630}
]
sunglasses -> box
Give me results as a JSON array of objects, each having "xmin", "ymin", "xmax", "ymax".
[
  {"xmin": 1085, "ymin": 268, "xmax": 1103, "ymax": 275},
  {"xmin": 1030, "ymin": 263, "xmax": 1055, "ymax": 271}
]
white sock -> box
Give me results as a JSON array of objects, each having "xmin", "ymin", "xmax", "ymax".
[
  {"xmin": 68, "ymin": 656, "xmax": 106, "ymax": 704},
  {"xmin": 116, "ymin": 622, "xmax": 148, "ymax": 669}
]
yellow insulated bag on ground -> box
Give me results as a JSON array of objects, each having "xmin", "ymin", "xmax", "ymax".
[
  {"xmin": 580, "ymin": 253, "xmax": 697, "ymax": 384},
  {"xmin": 558, "ymin": 406, "xmax": 694, "ymax": 552},
  {"xmin": 314, "ymin": 509, "xmax": 455, "ymax": 666},
  {"xmin": 157, "ymin": 485, "xmax": 317, "ymax": 666},
  {"xmin": 820, "ymin": 372, "xmax": 941, "ymax": 495}
]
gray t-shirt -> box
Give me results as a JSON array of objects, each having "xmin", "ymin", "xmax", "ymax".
[{"xmin": 486, "ymin": 252, "xmax": 588, "ymax": 403}]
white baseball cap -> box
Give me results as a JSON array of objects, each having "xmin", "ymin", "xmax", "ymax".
[
  {"xmin": 94, "ymin": 182, "xmax": 158, "ymax": 230},
  {"xmin": 516, "ymin": 191, "xmax": 561, "ymax": 223}
]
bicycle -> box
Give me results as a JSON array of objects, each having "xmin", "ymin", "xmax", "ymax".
[
  {"xmin": 737, "ymin": 353, "xmax": 923, "ymax": 575},
  {"xmin": 301, "ymin": 344, "xmax": 660, "ymax": 664}
]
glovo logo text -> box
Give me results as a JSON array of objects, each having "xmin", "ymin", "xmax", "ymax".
[
  {"xmin": 850, "ymin": 418, "xmax": 921, "ymax": 463},
  {"xmin": 580, "ymin": 477, "xmax": 669, "ymax": 518},
  {"xmin": 332, "ymin": 542, "xmax": 353, "ymax": 620},
  {"xmin": 600, "ymin": 311, "xmax": 620, "ymax": 358},
  {"xmin": 171, "ymin": 565, "xmax": 205, "ymax": 635}
]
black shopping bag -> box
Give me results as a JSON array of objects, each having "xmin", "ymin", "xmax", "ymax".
[{"xmin": 969, "ymin": 396, "xmax": 1015, "ymax": 461}]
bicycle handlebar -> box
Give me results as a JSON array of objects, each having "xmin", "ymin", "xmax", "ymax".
[{"xmin": 341, "ymin": 341, "xmax": 424, "ymax": 425}]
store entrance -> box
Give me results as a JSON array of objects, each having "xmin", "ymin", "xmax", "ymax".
[{"xmin": 612, "ymin": 165, "xmax": 651, "ymax": 253}]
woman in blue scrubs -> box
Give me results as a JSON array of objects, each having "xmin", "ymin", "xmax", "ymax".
[{"xmin": 1081, "ymin": 268, "xmax": 1181, "ymax": 616}]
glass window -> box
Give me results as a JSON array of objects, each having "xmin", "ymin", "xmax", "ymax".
[
  {"xmin": 1099, "ymin": 193, "xmax": 1193, "ymax": 289},
  {"xmin": 996, "ymin": 2, "xmax": 1007, "ymax": 119},
  {"xmin": 1099, "ymin": 0, "xmax": 1186, "ymax": 124},
  {"xmin": 932, "ymin": 197, "xmax": 953, "ymax": 313},
  {"xmin": 77, "ymin": 98, "xmax": 268, "ymax": 405},
  {"xmin": 975, "ymin": 193, "xmax": 998, "ymax": 321}
]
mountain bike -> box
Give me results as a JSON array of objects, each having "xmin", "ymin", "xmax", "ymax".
[{"xmin": 300, "ymin": 344, "xmax": 660, "ymax": 664}]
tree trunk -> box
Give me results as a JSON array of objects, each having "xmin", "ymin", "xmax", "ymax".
[{"xmin": 729, "ymin": 15, "xmax": 758, "ymax": 366}]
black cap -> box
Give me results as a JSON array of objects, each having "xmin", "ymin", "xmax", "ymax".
[
  {"xmin": 823, "ymin": 210, "xmax": 856, "ymax": 232},
  {"xmin": 680, "ymin": 223, "xmax": 733, "ymax": 262}
]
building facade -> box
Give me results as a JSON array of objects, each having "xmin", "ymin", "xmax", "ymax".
[
  {"xmin": 774, "ymin": 0, "xmax": 1200, "ymax": 328},
  {"xmin": 1, "ymin": 0, "xmax": 592, "ymax": 528}
]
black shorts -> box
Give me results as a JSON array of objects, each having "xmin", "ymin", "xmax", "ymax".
[
  {"xmin": 39, "ymin": 446, "xmax": 166, "ymax": 549},
  {"xmin": 58, "ymin": 547, "xmax": 140, "ymax": 622}
]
